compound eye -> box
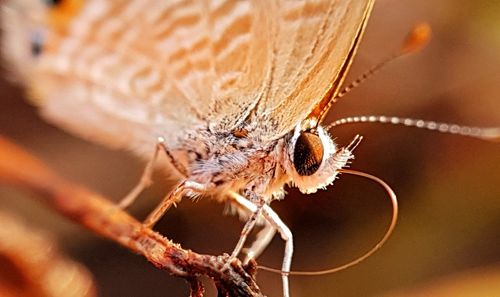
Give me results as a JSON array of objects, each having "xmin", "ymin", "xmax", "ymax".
[{"xmin": 293, "ymin": 132, "xmax": 324, "ymax": 176}]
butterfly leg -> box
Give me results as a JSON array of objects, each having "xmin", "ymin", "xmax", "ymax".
[
  {"xmin": 228, "ymin": 194, "xmax": 265, "ymax": 262},
  {"xmin": 262, "ymin": 203, "xmax": 293, "ymax": 297},
  {"xmin": 143, "ymin": 180, "xmax": 213, "ymax": 229},
  {"xmin": 244, "ymin": 221, "xmax": 276, "ymax": 263},
  {"xmin": 227, "ymin": 191, "xmax": 276, "ymax": 263},
  {"xmin": 117, "ymin": 139, "xmax": 163, "ymax": 209},
  {"xmin": 118, "ymin": 137, "xmax": 187, "ymax": 209},
  {"xmin": 228, "ymin": 191, "xmax": 292, "ymax": 297}
]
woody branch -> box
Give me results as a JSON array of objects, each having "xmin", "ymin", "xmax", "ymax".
[{"xmin": 0, "ymin": 136, "xmax": 264, "ymax": 297}]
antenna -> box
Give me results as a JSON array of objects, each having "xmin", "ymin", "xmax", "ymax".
[
  {"xmin": 335, "ymin": 23, "xmax": 431, "ymax": 100},
  {"xmin": 257, "ymin": 169, "xmax": 398, "ymax": 276},
  {"xmin": 326, "ymin": 115, "xmax": 500, "ymax": 142}
]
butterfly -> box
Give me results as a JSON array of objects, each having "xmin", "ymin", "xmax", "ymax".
[{"xmin": 6, "ymin": 1, "xmax": 498, "ymax": 296}]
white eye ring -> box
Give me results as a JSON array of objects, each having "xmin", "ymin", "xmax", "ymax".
[{"xmin": 287, "ymin": 124, "xmax": 338, "ymax": 194}]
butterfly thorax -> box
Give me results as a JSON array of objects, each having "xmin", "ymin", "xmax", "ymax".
[
  {"xmin": 172, "ymin": 124, "xmax": 290, "ymax": 202},
  {"xmin": 174, "ymin": 122, "xmax": 356, "ymax": 203}
]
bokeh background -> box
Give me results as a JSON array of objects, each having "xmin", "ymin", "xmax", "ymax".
[{"xmin": 1, "ymin": 0, "xmax": 499, "ymax": 296}]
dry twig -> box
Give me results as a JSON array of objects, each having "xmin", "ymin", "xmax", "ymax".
[
  {"xmin": 0, "ymin": 136, "xmax": 264, "ymax": 297},
  {"xmin": 0, "ymin": 211, "xmax": 96, "ymax": 297}
]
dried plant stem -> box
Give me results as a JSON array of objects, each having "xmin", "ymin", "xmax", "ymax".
[
  {"xmin": 0, "ymin": 211, "xmax": 96, "ymax": 297},
  {"xmin": 0, "ymin": 136, "xmax": 264, "ymax": 297}
]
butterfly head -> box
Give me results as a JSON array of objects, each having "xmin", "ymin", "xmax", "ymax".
[{"xmin": 286, "ymin": 121, "xmax": 353, "ymax": 194}]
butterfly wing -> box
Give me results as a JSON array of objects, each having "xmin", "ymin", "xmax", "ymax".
[
  {"xmin": 251, "ymin": 0, "xmax": 375, "ymax": 139},
  {"xmin": 2, "ymin": 0, "xmax": 373, "ymax": 156},
  {"xmin": 204, "ymin": 0, "xmax": 375, "ymax": 139},
  {"xmin": 2, "ymin": 0, "xmax": 278, "ymax": 156}
]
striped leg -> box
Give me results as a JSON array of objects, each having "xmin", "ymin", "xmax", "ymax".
[
  {"xmin": 227, "ymin": 191, "xmax": 292, "ymax": 297},
  {"xmin": 143, "ymin": 180, "xmax": 212, "ymax": 229},
  {"xmin": 118, "ymin": 137, "xmax": 187, "ymax": 209},
  {"xmin": 227, "ymin": 191, "xmax": 277, "ymax": 263}
]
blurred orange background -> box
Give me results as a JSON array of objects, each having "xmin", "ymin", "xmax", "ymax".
[{"xmin": 1, "ymin": 0, "xmax": 499, "ymax": 296}]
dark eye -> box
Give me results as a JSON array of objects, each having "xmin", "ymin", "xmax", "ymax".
[{"xmin": 293, "ymin": 132, "xmax": 324, "ymax": 176}]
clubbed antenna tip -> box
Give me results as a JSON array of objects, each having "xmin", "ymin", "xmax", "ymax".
[
  {"xmin": 400, "ymin": 22, "xmax": 432, "ymax": 54},
  {"xmin": 334, "ymin": 23, "xmax": 432, "ymax": 101}
]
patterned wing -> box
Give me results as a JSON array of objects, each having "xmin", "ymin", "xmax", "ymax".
[
  {"xmin": 2, "ymin": 0, "xmax": 273, "ymax": 156},
  {"xmin": 2, "ymin": 0, "xmax": 373, "ymax": 155},
  {"xmin": 251, "ymin": 0, "xmax": 375, "ymax": 139},
  {"xmin": 202, "ymin": 0, "xmax": 375, "ymax": 139}
]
